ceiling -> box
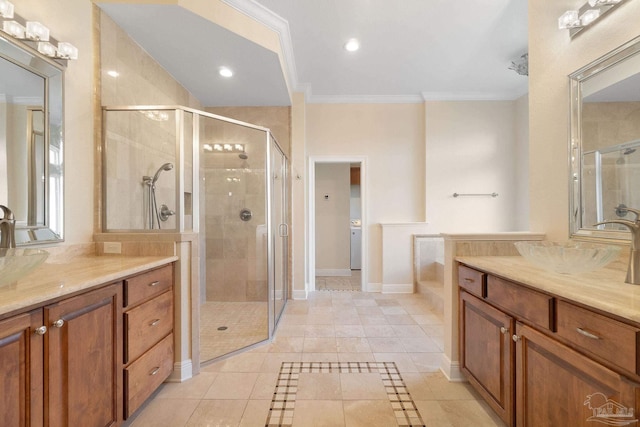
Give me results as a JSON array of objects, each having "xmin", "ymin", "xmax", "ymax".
[{"xmin": 98, "ymin": 0, "xmax": 528, "ymax": 107}]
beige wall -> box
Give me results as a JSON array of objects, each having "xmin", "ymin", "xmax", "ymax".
[
  {"xmin": 529, "ymin": 0, "xmax": 640, "ymax": 239},
  {"xmin": 315, "ymin": 163, "xmax": 351, "ymax": 272},
  {"xmin": 305, "ymin": 103, "xmax": 426, "ymax": 284},
  {"xmin": 425, "ymin": 100, "xmax": 528, "ymax": 233}
]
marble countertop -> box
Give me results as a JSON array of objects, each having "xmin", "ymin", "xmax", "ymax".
[
  {"xmin": 456, "ymin": 255, "xmax": 640, "ymax": 324},
  {"xmin": 0, "ymin": 255, "xmax": 177, "ymax": 318}
]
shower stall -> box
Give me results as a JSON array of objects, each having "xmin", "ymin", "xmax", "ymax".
[{"xmin": 102, "ymin": 106, "xmax": 289, "ymax": 363}]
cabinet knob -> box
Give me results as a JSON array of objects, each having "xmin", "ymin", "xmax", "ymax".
[
  {"xmin": 463, "ymin": 278, "xmax": 474, "ymax": 283},
  {"xmin": 149, "ymin": 319, "xmax": 161, "ymax": 327},
  {"xmin": 512, "ymin": 334, "xmax": 521, "ymax": 342},
  {"xmin": 500, "ymin": 326, "xmax": 509, "ymax": 335},
  {"xmin": 52, "ymin": 319, "xmax": 64, "ymax": 328},
  {"xmin": 148, "ymin": 281, "xmax": 160, "ymax": 287},
  {"xmin": 34, "ymin": 326, "xmax": 47, "ymax": 335},
  {"xmin": 149, "ymin": 367, "xmax": 160, "ymax": 376}
]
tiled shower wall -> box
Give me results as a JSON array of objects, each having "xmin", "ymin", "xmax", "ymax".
[{"xmin": 202, "ymin": 118, "xmax": 268, "ymax": 302}]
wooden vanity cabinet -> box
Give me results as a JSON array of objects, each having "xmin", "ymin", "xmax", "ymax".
[
  {"xmin": 0, "ymin": 262, "xmax": 175, "ymax": 427},
  {"xmin": 458, "ymin": 264, "xmax": 640, "ymax": 427},
  {"xmin": 45, "ymin": 284, "xmax": 122, "ymax": 427},
  {"xmin": 123, "ymin": 264, "xmax": 174, "ymax": 419},
  {"xmin": 459, "ymin": 290, "xmax": 514, "ymax": 426},
  {"xmin": 514, "ymin": 322, "xmax": 640, "ymax": 427},
  {"xmin": 0, "ymin": 284, "xmax": 122, "ymax": 427},
  {"xmin": 0, "ymin": 310, "xmax": 44, "ymax": 427}
]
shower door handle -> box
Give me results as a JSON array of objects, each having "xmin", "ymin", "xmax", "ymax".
[{"xmin": 279, "ymin": 223, "xmax": 289, "ymax": 237}]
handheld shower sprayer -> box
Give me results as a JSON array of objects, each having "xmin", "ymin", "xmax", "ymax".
[
  {"xmin": 143, "ymin": 162, "xmax": 175, "ymax": 229},
  {"xmin": 152, "ymin": 162, "xmax": 174, "ymax": 184}
]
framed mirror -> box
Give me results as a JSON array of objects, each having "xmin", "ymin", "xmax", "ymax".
[
  {"xmin": 570, "ymin": 35, "xmax": 640, "ymax": 241},
  {"xmin": 0, "ymin": 34, "xmax": 64, "ymax": 245}
]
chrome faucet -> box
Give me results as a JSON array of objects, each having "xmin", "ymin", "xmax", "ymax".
[
  {"xmin": 0, "ymin": 205, "xmax": 16, "ymax": 249},
  {"xmin": 595, "ymin": 206, "xmax": 640, "ymax": 285}
]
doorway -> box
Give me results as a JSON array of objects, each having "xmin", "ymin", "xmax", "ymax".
[{"xmin": 308, "ymin": 156, "xmax": 367, "ymax": 293}]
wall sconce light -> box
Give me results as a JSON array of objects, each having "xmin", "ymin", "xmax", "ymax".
[
  {"xmin": 508, "ymin": 53, "xmax": 528, "ymax": 76},
  {"xmin": 207, "ymin": 143, "xmax": 245, "ymax": 154},
  {"xmin": 0, "ymin": 0, "xmax": 14, "ymax": 18},
  {"xmin": 559, "ymin": 0, "xmax": 626, "ymax": 37},
  {"xmin": 0, "ymin": 4, "xmax": 78, "ymax": 61}
]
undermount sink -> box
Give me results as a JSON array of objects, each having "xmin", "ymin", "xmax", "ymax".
[
  {"xmin": 0, "ymin": 248, "xmax": 49, "ymax": 287},
  {"xmin": 514, "ymin": 241, "xmax": 621, "ymax": 274}
]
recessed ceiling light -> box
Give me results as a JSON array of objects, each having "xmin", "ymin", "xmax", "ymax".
[
  {"xmin": 344, "ymin": 38, "xmax": 360, "ymax": 52},
  {"xmin": 219, "ymin": 67, "xmax": 233, "ymax": 78},
  {"xmin": 107, "ymin": 70, "xmax": 119, "ymax": 78}
]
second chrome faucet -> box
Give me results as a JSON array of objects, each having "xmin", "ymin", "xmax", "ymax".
[
  {"xmin": 595, "ymin": 206, "xmax": 640, "ymax": 285},
  {"xmin": 0, "ymin": 205, "xmax": 16, "ymax": 249}
]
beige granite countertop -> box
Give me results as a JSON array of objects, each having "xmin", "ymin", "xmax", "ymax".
[
  {"xmin": 0, "ymin": 255, "xmax": 177, "ymax": 318},
  {"xmin": 456, "ymin": 255, "xmax": 640, "ymax": 324}
]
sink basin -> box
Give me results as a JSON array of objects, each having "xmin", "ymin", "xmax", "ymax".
[
  {"xmin": 0, "ymin": 248, "xmax": 49, "ymax": 287},
  {"xmin": 514, "ymin": 241, "xmax": 621, "ymax": 274}
]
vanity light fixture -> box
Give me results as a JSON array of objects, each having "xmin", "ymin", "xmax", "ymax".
[
  {"xmin": 0, "ymin": 8, "xmax": 78, "ymax": 61},
  {"xmin": 0, "ymin": 0, "xmax": 14, "ymax": 18},
  {"xmin": 344, "ymin": 38, "xmax": 360, "ymax": 52},
  {"xmin": 203, "ymin": 144, "xmax": 213, "ymax": 152},
  {"xmin": 559, "ymin": 0, "xmax": 626, "ymax": 36},
  {"xmin": 2, "ymin": 20, "xmax": 23, "ymax": 38},
  {"xmin": 107, "ymin": 70, "xmax": 119, "ymax": 78},
  {"xmin": 213, "ymin": 144, "xmax": 223, "ymax": 151},
  {"xmin": 218, "ymin": 67, "xmax": 233, "ymax": 78},
  {"xmin": 208, "ymin": 143, "xmax": 244, "ymax": 153},
  {"xmin": 25, "ymin": 21, "xmax": 49, "ymax": 41}
]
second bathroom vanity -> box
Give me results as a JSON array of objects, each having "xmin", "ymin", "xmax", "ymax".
[{"xmin": 456, "ymin": 256, "xmax": 640, "ymax": 427}]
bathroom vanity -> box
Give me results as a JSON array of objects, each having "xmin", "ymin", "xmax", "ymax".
[
  {"xmin": 0, "ymin": 255, "xmax": 176, "ymax": 427},
  {"xmin": 456, "ymin": 256, "xmax": 640, "ymax": 427}
]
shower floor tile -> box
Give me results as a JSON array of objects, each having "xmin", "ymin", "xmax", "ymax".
[{"xmin": 200, "ymin": 301, "xmax": 269, "ymax": 362}]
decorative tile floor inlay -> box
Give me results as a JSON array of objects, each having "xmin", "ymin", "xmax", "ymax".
[{"xmin": 265, "ymin": 361, "xmax": 426, "ymax": 427}]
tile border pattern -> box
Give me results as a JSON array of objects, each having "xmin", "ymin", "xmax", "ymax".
[{"xmin": 265, "ymin": 361, "xmax": 426, "ymax": 427}]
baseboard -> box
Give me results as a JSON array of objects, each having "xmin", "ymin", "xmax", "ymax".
[
  {"xmin": 166, "ymin": 359, "xmax": 193, "ymax": 382},
  {"xmin": 382, "ymin": 283, "xmax": 414, "ymax": 294},
  {"xmin": 440, "ymin": 354, "xmax": 466, "ymax": 382},
  {"xmin": 292, "ymin": 289, "xmax": 308, "ymax": 300},
  {"xmin": 367, "ymin": 282, "xmax": 382, "ymax": 292},
  {"xmin": 316, "ymin": 269, "xmax": 351, "ymax": 276}
]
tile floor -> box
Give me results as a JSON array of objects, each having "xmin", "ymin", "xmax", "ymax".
[
  {"xmin": 316, "ymin": 270, "xmax": 362, "ymax": 291},
  {"xmin": 128, "ymin": 291, "xmax": 505, "ymax": 427},
  {"xmin": 200, "ymin": 301, "xmax": 269, "ymax": 362}
]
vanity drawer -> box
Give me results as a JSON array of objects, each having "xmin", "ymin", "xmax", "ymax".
[
  {"xmin": 458, "ymin": 265, "xmax": 486, "ymax": 298},
  {"xmin": 124, "ymin": 290, "xmax": 173, "ymax": 364},
  {"xmin": 124, "ymin": 333, "xmax": 174, "ymax": 419},
  {"xmin": 124, "ymin": 265, "xmax": 173, "ymax": 308},
  {"xmin": 556, "ymin": 300, "xmax": 640, "ymax": 375},
  {"xmin": 486, "ymin": 276, "xmax": 554, "ymax": 330}
]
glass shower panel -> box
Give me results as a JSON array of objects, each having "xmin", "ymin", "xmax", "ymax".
[
  {"xmin": 199, "ymin": 115, "xmax": 269, "ymax": 362},
  {"xmin": 271, "ymin": 137, "xmax": 288, "ymax": 328},
  {"xmin": 103, "ymin": 109, "xmax": 177, "ymax": 231}
]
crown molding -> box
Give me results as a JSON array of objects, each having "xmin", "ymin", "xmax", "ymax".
[
  {"xmin": 421, "ymin": 88, "xmax": 528, "ymax": 102},
  {"xmin": 308, "ymin": 94, "xmax": 425, "ymax": 104},
  {"xmin": 221, "ymin": 0, "xmax": 298, "ymax": 101}
]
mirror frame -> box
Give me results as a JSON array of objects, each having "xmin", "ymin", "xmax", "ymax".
[
  {"xmin": 0, "ymin": 34, "xmax": 65, "ymax": 245},
  {"xmin": 569, "ymin": 35, "xmax": 640, "ymax": 242}
]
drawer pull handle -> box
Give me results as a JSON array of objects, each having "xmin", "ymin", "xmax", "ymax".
[
  {"xmin": 500, "ymin": 326, "xmax": 509, "ymax": 335},
  {"xmin": 463, "ymin": 278, "xmax": 474, "ymax": 283},
  {"xmin": 576, "ymin": 327, "xmax": 601, "ymax": 340},
  {"xmin": 52, "ymin": 319, "xmax": 64, "ymax": 328},
  {"xmin": 512, "ymin": 334, "xmax": 521, "ymax": 342},
  {"xmin": 149, "ymin": 367, "xmax": 160, "ymax": 376},
  {"xmin": 149, "ymin": 281, "xmax": 160, "ymax": 287},
  {"xmin": 149, "ymin": 319, "xmax": 161, "ymax": 327},
  {"xmin": 34, "ymin": 326, "xmax": 47, "ymax": 335}
]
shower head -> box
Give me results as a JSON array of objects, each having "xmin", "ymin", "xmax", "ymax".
[
  {"xmin": 152, "ymin": 162, "xmax": 174, "ymax": 184},
  {"xmin": 624, "ymin": 148, "xmax": 637, "ymax": 155},
  {"xmin": 238, "ymin": 153, "xmax": 248, "ymax": 160}
]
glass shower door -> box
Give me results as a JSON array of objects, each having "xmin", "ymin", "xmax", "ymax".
[{"xmin": 271, "ymin": 137, "xmax": 288, "ymax": 330}]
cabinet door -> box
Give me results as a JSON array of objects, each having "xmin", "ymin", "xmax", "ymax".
[
  {"xmin": 45, "ymin": 285, "xmax": 122, "ymax": 427},
  {"xmin": 460, "ymin": 290, "xmax": 515, "ymax": 426},
  {"xmin": 515, "ymin": 322, "xmax": 640, "ymax": 427},
  {"xmin": 0, "ymin": 310, "xmax": 44, "ymax": 427}
]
